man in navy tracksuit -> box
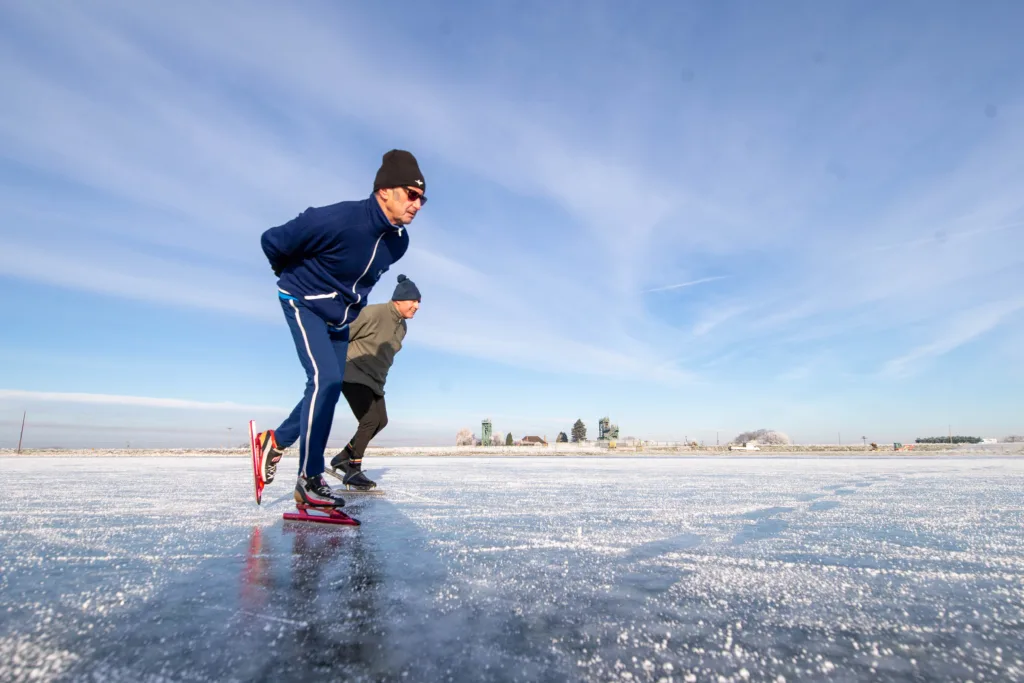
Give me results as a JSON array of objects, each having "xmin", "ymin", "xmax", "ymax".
[{"xmin": 254, "ymin": 150, "xmax": 427, "ymax": 508}]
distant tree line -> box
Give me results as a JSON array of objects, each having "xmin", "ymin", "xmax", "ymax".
[
  {"xmin": 454, "ymin": 420, "xmax": 603, "ymax": 446},
  {"xmin": 915, "ymin": 436, "xmax": 982, "ymax": 444}
]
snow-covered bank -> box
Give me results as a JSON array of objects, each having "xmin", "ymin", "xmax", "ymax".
[{"xmin": 3, "ymin": 443, "xmax": 1022, "ymax": 457}]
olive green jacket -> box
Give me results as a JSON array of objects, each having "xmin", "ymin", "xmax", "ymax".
[{"xmin": 344, "ymin": 302, "xmax": 406, "ymax": 396}]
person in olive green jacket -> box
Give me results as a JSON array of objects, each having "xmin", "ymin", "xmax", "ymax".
[{"xmin": 328, "ymin": 274, "xmax": 420, "ymax": 490}]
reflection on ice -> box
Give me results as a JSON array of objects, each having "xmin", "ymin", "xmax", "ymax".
[{"xmin": 1, "ymin": 455, "xmax": 1022, "ymax": 682}]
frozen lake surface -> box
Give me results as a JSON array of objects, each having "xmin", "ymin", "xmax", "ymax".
[{"xmin": 1, "ymin": 456, "xmax": 1022, "ymax": 682}]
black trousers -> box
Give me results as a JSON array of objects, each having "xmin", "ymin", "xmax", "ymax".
[{"xmin": 341, "ymin": 382, "xmax": 388, "ymax": 460}]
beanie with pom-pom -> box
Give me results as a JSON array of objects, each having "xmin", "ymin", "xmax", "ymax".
[{"xmin": 391, "ymin": 274, "xmax": 421, "ymax": 301}]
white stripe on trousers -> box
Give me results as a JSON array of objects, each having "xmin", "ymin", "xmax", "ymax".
[{"xmin": 289, "ymin": 300, "xmax": 318, "ymax": 477}]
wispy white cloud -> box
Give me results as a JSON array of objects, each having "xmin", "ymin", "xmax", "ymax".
[
  {"xmin": 0, "ymin": 389, "xmax": 284, "ymax": 413},
  {"xmin": 0, "ymin": 0, "xmax": 1022, "ymax": 401},
  {"xmin": 856, "ymin": 220, "xmax": 1024, "ymax": 256},
  {"xmin": 0, "ymin": 240, "xmax": 278, "ymax": 321},
  {"xmin": 0, "ymin": 1, "xmax": 688, "ymax": 382},
  {"xmin": 882, "ymin": 300, "xmax": 1024, "ymax": 377},
  {"xmin": 692, "ymin": 306, "xmax": 748, "ymax": 338}
]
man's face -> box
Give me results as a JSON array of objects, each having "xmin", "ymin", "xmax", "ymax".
[
  {"xmin": 393, "ymin": 299, "xmax": 420, "ymax": 319},
  {"xmin": 383, "ymin": 186, "xmax": 426, "ymax": 226}
]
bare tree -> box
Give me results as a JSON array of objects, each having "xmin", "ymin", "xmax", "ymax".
[{"xmin": 455, "ymin": 428, "xmax": 474, "ymax": 446}]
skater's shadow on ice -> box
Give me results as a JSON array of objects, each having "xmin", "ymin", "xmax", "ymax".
[
  {"xmin": 51, "ymin": 497, "xmax": 456, "ymax": 681},
  {"xmin": 363, "ymin": 465, "xmax": 390, "ymax": 482}
]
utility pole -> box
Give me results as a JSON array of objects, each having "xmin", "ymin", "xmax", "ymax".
[
  {"xmin": 949, "ymin": 424, "xmax": 952, "ymax": 445},
  {"xmin": 838, "ymin": 431, "xmax": 841, "ymax": 446},
  {"xmin": 17, "ymin": 411, "xmax": 26, "ymax": 454}
]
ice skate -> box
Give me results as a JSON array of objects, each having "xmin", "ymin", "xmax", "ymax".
[
  {"xmin": 285, "ymin": 474, "xmax": 358, "ymax": 526},
  {"xmin": 294, "ymin": 473, "xmax": 347, "ymax": 507},
  {"xmin": 328, "ymin": 447, "xmax": 381, "ymax": 492},
  {"xmin": 256, "ymin": 429, "xmax": 284, "ymax": 485}
]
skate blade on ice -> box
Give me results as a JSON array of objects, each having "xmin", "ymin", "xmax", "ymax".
[
  {"xmin": 248, "ymin": 420, "xmax": 264, "ymax": 505},
  {"xmin": 324, "ymin": 468, "xmax": 385, "ymax": 493},
  {"xmin": 283, "ymin": 504, "xmax": 360, "ymax": 526}
]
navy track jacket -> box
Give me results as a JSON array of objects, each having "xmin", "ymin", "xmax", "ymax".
[{"xmin": 261, "ymin": 196, "xmax": 409, "ymax": 327}]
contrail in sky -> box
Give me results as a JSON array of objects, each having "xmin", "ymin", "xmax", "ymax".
[{"xmin": 645, "ymin": 276, "xmax": 728, "ymax": 293}]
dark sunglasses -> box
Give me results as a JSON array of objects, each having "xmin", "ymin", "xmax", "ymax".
[{"xmin": 402, "ymin": 186, "xmax": 427, "ymax": 206}]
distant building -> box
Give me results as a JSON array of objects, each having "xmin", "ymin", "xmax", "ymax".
[
  {"xmin": 521, "ymin": 436, "xmax": 548, "ymax": 446},
  {"xmin": 981, "ymin": 438, "xmax": 998, "ymax": 444}
]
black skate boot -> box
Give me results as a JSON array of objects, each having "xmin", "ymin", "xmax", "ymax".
[
  {"xmin": 256, "ymin": 430, "xmax": 284, "ymax": 485},
  {"xmin": 329, "ymin": 446, "xmax": 378, "ymax": 491},
  {"xmin": 294, "ymin": 473, "xmax": 346, "ymax": 507}
]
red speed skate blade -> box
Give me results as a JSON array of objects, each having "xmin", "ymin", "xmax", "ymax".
[
  {"xmin": 249, "ymin": 420, "xmax": 264, "ymax": 505},
  {"xmin": 283, "ymin": 504, "xmax": 360, "ymax": 526}
]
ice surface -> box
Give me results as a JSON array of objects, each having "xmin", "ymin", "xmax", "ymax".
[{"xmin": 1, "ymin": 455, "xmax": 1022, "ymax": 682}]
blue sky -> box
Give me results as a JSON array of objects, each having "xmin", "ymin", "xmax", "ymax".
[{"xmin": 1, "ymin": 0, "xmax": 1022, "ymax": 448}]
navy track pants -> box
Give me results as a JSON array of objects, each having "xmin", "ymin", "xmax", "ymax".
[{"xmin": 273, "ymin": 297, "xmax": 349, "ymax": 478}]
